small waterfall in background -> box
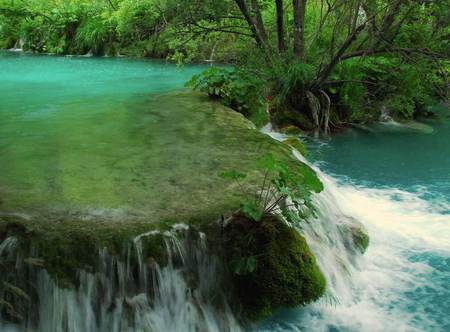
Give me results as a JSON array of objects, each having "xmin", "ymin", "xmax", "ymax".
[
  {"xmin": 9, "ymin": 39, "xmax": 24, "ymax": 52},
  {"xmin": 379, "ymin": 105, "xmax": 400, "ymax": 125}
]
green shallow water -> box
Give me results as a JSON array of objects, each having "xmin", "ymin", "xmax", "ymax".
[{"xmin": 0, "ymin": 52, "xmax": 282, "ymax": 224}]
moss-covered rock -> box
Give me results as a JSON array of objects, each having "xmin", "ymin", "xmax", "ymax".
[
  {"xmin": 279, "ymin": 125, "xmax": 305, "ymax": 136},
  {"xmin": 0, "ymin": 91, "xmax": 327, "ymax": 326},
  {"xmin": 283, "ymin": 137, "xmax": 308, "ymax": 157},
  {"xmin": 338, "ymin": 221, "xmax": 370, "ymax": 254},
  {"xmin": 223, "ymin": 215, "xmax": 326, "ymax": 320},
  {"xmin": 349, "ymin": 224, "xmax": 370, "ymax": 254},
  {"xmin": 0, "ymin": 217, "xmax": 172, "ymax": 285},
  {"xmin": 273, "ymin": 108, "xmax": 316, "ymax": 131}
]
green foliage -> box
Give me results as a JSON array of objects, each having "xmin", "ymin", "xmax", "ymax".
[
  {"xmin": 220, "ymin": 153, "xmax": 323, "ymax": 223},
  {"xmin": 187, "ymin": 67, "xmax": 266, "ymax": 121},
  {"xmin": 230, "ymin": 255, "xmax": 258, "ymax": 276},
  {"xmin": 224, "ymin": 216, "xmax": 326, "ymax": 319},
  {"xmin": 270, "ymin": 61, "xmax": 316, "ymax": 110},
  {"xmin": 75, "ymin": 12, "xmax": 114, "ymax": 55},
  {"xmin": 330, "ymin": 53, "xmax": 447, "ymax": 121}
]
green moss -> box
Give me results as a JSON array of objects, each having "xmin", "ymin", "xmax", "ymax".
[
  {"xmin": 350, "ymin": 225, "xmax": 370, "ymax": 254},
  {"xmin": 338, "ymin": 222, "xmax": 370, "ymax": 254},
  {"xmin": 283, "ymin": 137, "xmax": 308, "ymax": 157},
  {"xmin": 224, "ymin": 215, "xmax": 326, "ymax": 320},
  {"xmin": 0, "ymin": 217, "xmax": 169, "ymax": 286},
  {"xmin": 273, "ymin": 108, "xmax": 316, "ymax": 131},
  {"xmin": 279, "ymin": 125, "xmax": 305, "ymax": 136}
]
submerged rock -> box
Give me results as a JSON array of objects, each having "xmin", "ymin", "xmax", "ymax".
[
  {"xmin": 338, "ymin": 219, "xmax": 370, "ymax": 254},
  {"xmin": 349, "ymin": 224, "xmax": 370, "ymax": 253}
]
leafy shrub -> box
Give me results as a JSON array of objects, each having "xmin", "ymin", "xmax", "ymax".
[
  {"xmin": 187, "ymin": 67, "xmax": 265, "ymax": 118},
  {"xmin": 220, "ymin": 153, "xmax": 323, "ymax": 224},
  {"xmin": 270, "ymin": 61, "xmax": 316, "ymax": 110},
  {"xmin": 75, "ymin": 13, "xmax": 115, "ymax": 55}
]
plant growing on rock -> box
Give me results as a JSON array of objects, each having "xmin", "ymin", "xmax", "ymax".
[
  {"xmin": 218, "ymin": 152, "xmax": 327, "ymax": 319},
  {"xmin": 219, "ymin": 152, "xmax": 324, "ymax": 293},
  {"xmin": 220, "ymin": 153, "xmax": 323, "ymax": 224},
  {"xmin": 187, "ymin": 67, "xmax": 266, "ymax": 120}
]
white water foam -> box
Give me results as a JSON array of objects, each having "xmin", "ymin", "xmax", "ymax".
[
  {"xmin": 259, "ymin": 128, "xmax": 450, "ymax": 332},
  {"xmin": 0, "ymin": 227, "xmax": 241, "ymax": 332}
]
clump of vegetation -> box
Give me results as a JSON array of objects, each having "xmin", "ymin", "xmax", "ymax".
[
  {"xmin": 220, "ymin": 153, "xmax": 323, "ymax": 224},
  {"xmin": 187, "ymin": 67, "xmax": 268, "ymax": 126},
  {"xmin": 218, "ymin": 153, "xmax": 325, "ymax": 319},
  {"xmin": 223, "ymin": 215, "xmax": 326, "ymax": 320}
]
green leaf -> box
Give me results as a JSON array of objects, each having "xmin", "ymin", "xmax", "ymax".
[
  {"xmin": 230, "ymin": 257, "xmax": 247, "ymax": 275},
  {"xmin": 241, "ymin": 200, "xmax": 263, "ymax": 222},
  {"xmin": 246, "ymin": 256, "xmax": 257, "ymax": 273},
  {"xmin": 230, "ymin": 256, "xmax": 257, "ymax": 275},
  {"xmin": 257, "ymin": 153, "xmax": 277, "ymax": 172}
]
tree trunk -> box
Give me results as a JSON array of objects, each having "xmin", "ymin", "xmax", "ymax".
[
  {"xmin": 293, "ymin": 0, "xmax": 307, "ymax": 59},
  {"xmin": 251, "ymin": 0, "xmax": 268, "ymax": 43},
  {"xmin": 275, "ymin": 0, "xmax": 285, "ymax": 52},
  {"xmin": 314, "ymin": 22, "xmax": 367, "ymax": 87},
  {"xmin": 233, "ymin": 0, "xmax": 266, "ymax": 47}
]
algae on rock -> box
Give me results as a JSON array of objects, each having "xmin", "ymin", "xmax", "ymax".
[{"xmin": 223, "ymin": 215, "xmax": 326, "ymax": 320}]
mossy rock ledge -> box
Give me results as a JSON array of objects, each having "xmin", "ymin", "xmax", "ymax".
[
  {"xmin": 222, "ymin": 215, "xmax": 326, "ymax": 320},
  {"xmin": 0, "ymin": 92, "xmax": 326, "ymax": 321}
]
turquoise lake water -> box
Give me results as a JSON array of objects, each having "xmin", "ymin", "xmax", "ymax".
[{"xmin": 1, "ymin": 52, "xmax": 449, "ymax": 332}]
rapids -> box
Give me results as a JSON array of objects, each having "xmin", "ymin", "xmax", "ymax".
[{"xmin": 259, "ymin": 120, "xmax": 450, "ymax": 332}]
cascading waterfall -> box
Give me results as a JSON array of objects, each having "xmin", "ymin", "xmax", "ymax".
[
  {"xmin": 9, "ymin": 39, "xmax": 24, "ymax": 52},
  {"xmin": 0, "ymin": 125, "xmax": 385, "ymax": 332},
  {"xmin": 0, "ymin": 225, "xmax": 241, "ymax": 332},
  {"xmin": 259, "ymin": 126, "xmax": 450, "ymax": 332}
]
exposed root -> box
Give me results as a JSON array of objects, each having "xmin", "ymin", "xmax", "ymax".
[
  {"xmin": 318, "ymin": 89, "xmax": 331, "ymax": 134},
  {"xmin": 305, "ymin": 90, "xmax": 331, "ymax": 135}
]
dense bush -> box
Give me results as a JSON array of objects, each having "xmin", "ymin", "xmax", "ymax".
[
  {"xmin": 0, "ymin": 0, "xmax": 238, "ymax": 61},
  {"xmin": 187, "ymin": 67, "xmax": 268, "ymax": 126}
]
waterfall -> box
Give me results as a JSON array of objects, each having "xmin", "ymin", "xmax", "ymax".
[
  {"xmin": 259, "ymin": 127, "xmax": 450, "ymax": 332},
  {"xmin": 8, "ymin": 39, "xmax": 24, "ymax": 52},
  {"xmin": 287, "ymin": 148, "xmax": 370, "ymax": 303},
  {"xmin": 0, "ymin": 226, "xmax": 242, "ymax": 332},
  {"xmin": 379, "ymin": 105, "xmax": 398, "ymax": 124}
]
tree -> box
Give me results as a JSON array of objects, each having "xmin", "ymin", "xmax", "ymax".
[{"xmin": 218, "ymin": 0, "xmax": 448, "ymax": 132}]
